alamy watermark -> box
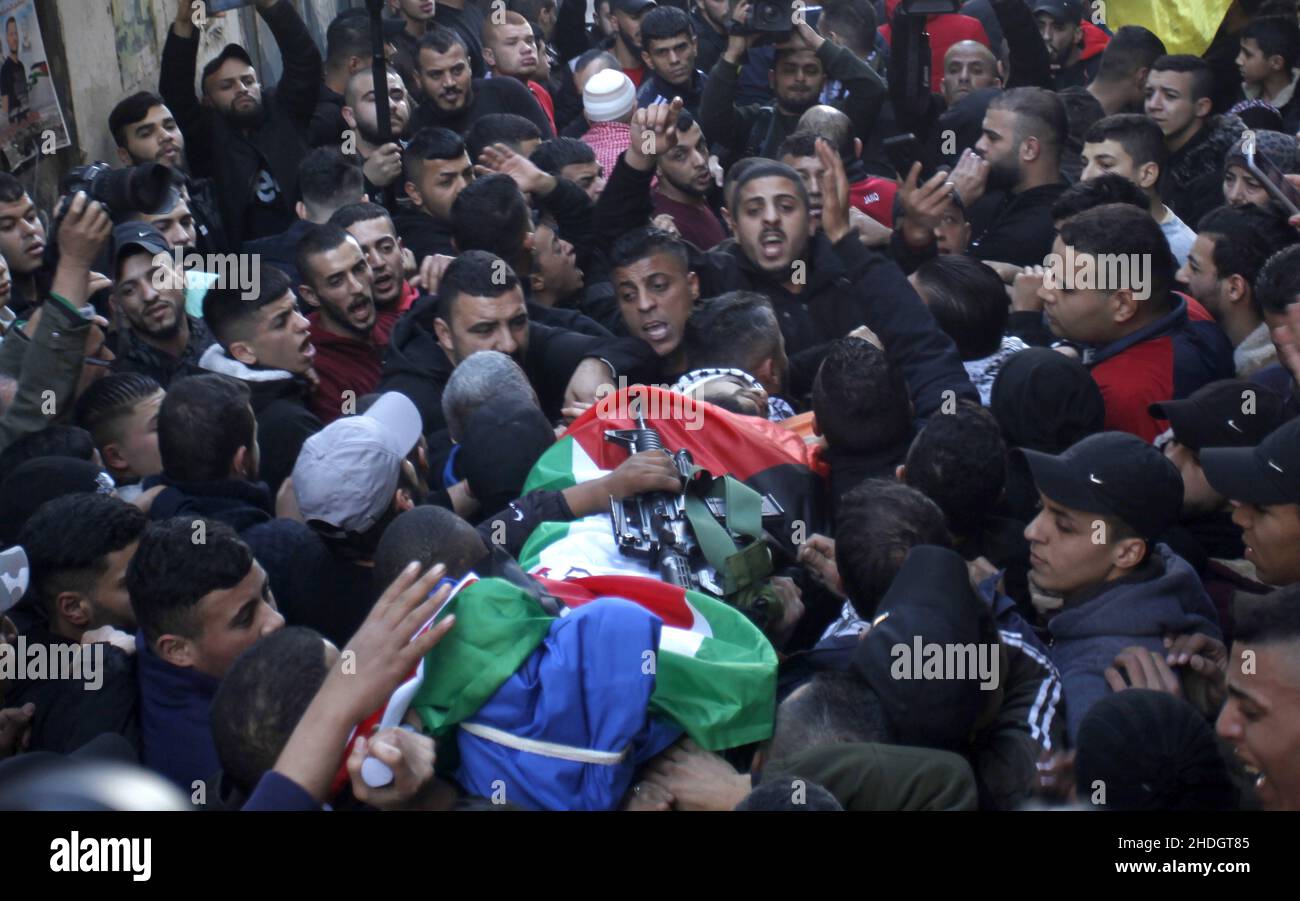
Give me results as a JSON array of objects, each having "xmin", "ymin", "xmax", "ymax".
[
  {"xmin": 1042, "ymin": 246, "xmax": 1152, "ymax": 301},
  {"xmin": 0, "ymin": 636, "xmax": 103, "ymax": 690},
  {"xmin": 890, "ymin": 636, "xmax": 1000, "ymax": 691},
  {"xmin": 151, "ymin": 249, "xmax": 262, "ymax": 301},
  {"xmin": 594, "ymin": 378, "xmax": 706, "ymax": 431}
]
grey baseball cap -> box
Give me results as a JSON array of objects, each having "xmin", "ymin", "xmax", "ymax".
[
  {"xmin": 0, "ymin": 545, "xmax": 28, "ymax": 615},
  {"xmin": 292, "ymin": 392, "xmax": 423, "ymax": 534}
]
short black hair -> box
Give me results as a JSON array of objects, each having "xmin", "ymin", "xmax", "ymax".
[
  {"xmin": 735, "ymin": 778, "xmax": 843, "ymax": 811},
  {"xmin": 1052, "ymin": 172, "xmax": 1153, "ymax": 221},
  {"xmin": 450, "ymin": 174, "xmax": 531, "ymax": 262},
  {"xmin": 329, "ymin": 201, "xmax": 396, "ymax": 234},
  {"xmin": 608, "ymin": 225, "xmax": 690, "ymax": 273},
  {"xmin": 18, "ymin": 493, "xmax": 147, "ymax": 618},
  {"xmin": 157, "ymin": 374, "xmax": 255, "ymax": 483},
  {"xmin": 437, "ymin": 249, "xmax": 522, "ymax": 322},
  {"xmin": 1256, "ymin": 243, "xmax": 1300, "ymax": 315},
  {"xmin": 325, "ymin": 9, "xmax": 374, "ymax": 68},
  {"xmin": 530, "ymin": 137, "xmax": 597, "ymax": 175},
  {"xmin": 835, "ymin": 479, "xmax": 952, "ymax": 620},
  {"xmin": 913, "ymin": 255, "xmax": 1009, "ymax": 360},
  {"xmin": 903, "ymin": 401, "xmax": 1008, "ymax": 537},
  {"xmin": 1084, "ymin": 113, "xmax": 1168, "ymax": 170},
  {"xmin": 127, "ymin": 516, "xmax": 254, "ymax": 645},
  {"xmin": 1197, "ymin": 205, "xmax": 1299, "ymax": 308},
  {"xmin": 295, "ymin": 223, "xmax": 358, "ymax": 290},
  {"xmin": 211, "ymin": 626, "xmax": 330, "ymax": 795},
  {"xmin": 75, "ymin": 372, "xmax": 163, "ymax": 451},
  {"xmin": 817, "ymin": 0, "xmax": 878, "ymax": 55},
  {"xmin": 574, "ymin": 47, "xmax": 619, "ymax": 76},
  {"xmin": 0, "ymin": 425, "xmax": 97, "ymax": 474},
  {"xmin": 812, "ymin": 338, "xmax": 910, "ymax": 455},
  {"xmin": 297, "ymin": 147, "xmax": 364, "ymax": 213},
  {"xmin": 1057, "ymin": 202, "xmax": 1175, "ymax": 303},
  {"xmin": 202, "ymin": 263, "xmax": 294, "ymax": 349},
  {"xmin": 988, "ymin": 87, "xmax": 1068, "ymax": 156},
  {"xmin": 1242, "ymin": 15, "xmax": 1300, "ymax": 70},
  {"xmin": 373, "ymin": 505, "xmax": 488, "ymax": 592},
  {"xmin": 681, "ymin": 291, "xmax": 779, "ymax": 376},
  {"xmin": 0, "ymin": 172, "xmax": 25, "ymax": 204},
  {"xmin": 465, "ymin": 113, "xmax": 542, "ymax": 161},
  {"xmin": 508, "ymin": 0, "xmax": 557, "ymax": 20},
  {"xmin": 1149, "ymin": 55, "xmax": 1215, "ymax": 103},
  {"xmin": 767, "ymin": 671, "xmax": 893, "ymax": 766},
  {"xmin": 403, "ymin": 127, "xmax": 468, "ymax": 184},
  {"xmin": 108, "ymin": 91, "xmax": 167, "ymax": 148},
  {"xmin": 1096, "ymin": 25, "xmax": 1167, "ymax": 82},
  {"xmin": 776, "ymin": 130, "xmax": 821, "ymax": 161},
  {"xmin": 418, "ymin": 25, "xmax": 469, "ymax": 56},
  {"xmin": 639, "ymin": 6, "xmax": 693, "ymax": 47},
  {"xmin": 1234, "ymin": 584, "xmax": 1300, "ymax": 647}
]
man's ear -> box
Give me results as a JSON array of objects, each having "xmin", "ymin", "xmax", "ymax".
[
  {"xmin": 1194, "ymin": 96, "xmax": 1213, "ymax": 118},
  {"xmin": 100, "ymin": 441, "xmax": 130, "ymax": 474},
  {"xmin": 404, "ymin": 180, "xmax": 424, "ymax": 209},
  {"xmin": 1022, "ymin": 135, "xmax": 1041, "ymax": 163},
  {"xmin": 57, "ymin": 592, "xmax": 90, "ymax": 629},
  {"xmin": 1224, "ymin": 273, "xmax": 1249, "ymax": 305},
  {"xmin": 348, "ymin": 55, "xmax": 367, "ymax": 77},
  {"xmin": 895, "ymin": 463, "xmax": 907, "ymax": 482},
  {"xmin": 641, "ymin": 50, "xmax": 653, "ymax": 70},
  {"xmin": 298, "ymin": 283, "xmax": 320, "ymax": 309},
  {"xmin": 523, "ymin": 230, "xmax": 536, "ymax": 254},
  {"xmin": 231, "ymin": 444, "xmax": 255, "ymax": 481},
  {"xmin": 156, "ymin": 633, "xmax": 195, "ymax": 669},
  {"xmin": 342, "ymin": 106, "xmax": 357, "ymax": 130},
  {"xmin": 853, "ymin": 137, "xmax": 863, "ymax": 160},
  {"xmin": 115, "ymin": 146, "xmax": 132, "ymax": 167},
  {"xmin": 433, "ymin": 316, "xmax": 456, "ymax": 356},
  {"xmin": 394, "ymin": 486, "xmax": 415, "ymax": 514},
  {"xmin": 294, "ymin": 200, "xmax": 308, "ymax": 221},
  {"xmin": 1111, "ymin": 287, "xmax": 1139, "ymax": 324},
  {"xmin": 229, "ymin": 338, "xmax": 260, "ymax": 367},
  {"xmin": 483, "ymin": 46, "xmax": 497, "ymax": 70},
  {"xmin": 529, "ymin": 269, "xmax": 546, "ymax": 294},
  {"xmin": 1136, "ymin": 161, "xmax": 1160, "ymax": 190},
  {"xmin": 720, "ymin": 205, "xmax": 734, "ymax": 233},
  {"xmin": 1268, "ymin": 53, "xmax": 1287, "ymax": 74},
  {"xmin": 1111, "ymin": 536, "xmax": 1148, "ymax": 572},
  {"xmin": 686, "ymin": 270, "xmax": 700, "ymax": 302}
]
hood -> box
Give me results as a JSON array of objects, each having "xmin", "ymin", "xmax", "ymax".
[
  {"xmin": 136, "ymin": 631, "xmax": 220, "ymax": 709},
  {"xmin": 1243, "ymin": 68, "xmax": 1300, "ymax": 110},
  {"xmin": 990, "ymin": 346, "xmax": 1106, "ymax": 454},
  {"xmin": 1078, "ymin": 21, "xmax": 1108, "ymax": 62},
  {"xmin": 146, "ymin": 475, "xmax": 275, "ymax": 532},
  {"xmin": 1082, "ymin": 294, "xmax": 1188, "ymax": 370},
  {"xmin": 1048, "ymin": 545, "xmax": 1221, "ymax": 642},
  {"xmin": 199, "ymin": 343, "xmax": 297, "ymax": 383},
  {"xmin": 382, "ymin": 293, "xmax": 454, "ymax": 384}
]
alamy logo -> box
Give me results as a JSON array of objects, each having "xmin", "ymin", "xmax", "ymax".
[
  {"xmin": 151, "ymin": 249, "xmax": 262, "ymax": 300},
  {"xmin": 1042, "ymin": 246, "xmax": 1152, "ymax": 301},
  {"xmin": 890, "ymin": 636, "xmax": 1000, "ymax": 691},
  {"xmin": 49, "ymin": 832, "xmax": 151, "ymax": 881},
  {"xmin": 0, "ymin": 638, "xmax": 102, "ymax": 690}
]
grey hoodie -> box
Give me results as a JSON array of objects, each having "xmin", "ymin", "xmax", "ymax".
[{"xmin": 1047, "ymin": 544, "xmax": 1222, "ymax": 743}]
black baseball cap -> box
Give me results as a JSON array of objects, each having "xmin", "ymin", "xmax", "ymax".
[
  {"xmin": 1200, "ymin": 417, "xmax": 1300, "ymax": 508},
  {"xmin": 110, "ymin": 222, "xmax": 171, "ymax": 278},
  {"xmin": 201, "ymin": 43, "xmax": 255, "ymax": 87},
  {"xmin": 1149, "ymin": 380, "xmax": 1288, "ymax": 452},
  {"xmin": 1032, "ymin": 0, "xmax": 1082, "ymax": 24},
  {"xmin": 1016, "ymin": 432, "xmax": 1184, "ymax": 540},
  {"xmin": 613, "ymin": 0, "xmax": 656, "ymax": 16}
]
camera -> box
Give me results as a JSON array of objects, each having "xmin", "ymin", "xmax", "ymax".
[
  {"xmin": 59, "ymin": 162, "xmax": 174, "ymax": 220},
  {"xmin": 727, "ymin": 0, "xmax": 796, "ymax": 37}
]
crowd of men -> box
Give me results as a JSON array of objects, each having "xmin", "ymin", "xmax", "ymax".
[{"xmin": 1, "ymin": 0, "xmax": 1300, "ymax": 812}]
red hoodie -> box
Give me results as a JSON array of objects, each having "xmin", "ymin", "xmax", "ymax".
[
  {"xmin": 307, "ymin": 313, "xmax": 384, "ymax": 424},
  {"xmin": 879, "ymin": 0, "xmax": 991, "ymax": 95}
]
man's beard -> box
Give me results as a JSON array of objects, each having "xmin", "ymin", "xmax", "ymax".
[
  {"xmin": 986, "ymin": 154, "xmax": 1021, "ymax": 192},
  {"xmin": 777, "ymin": 91, "xmax": 819, "ymax": 117},
  {"xmin": 358, "ymin": 118, "xmax": 408, "ymax": 147},
  {"xmin": 224, "ymin": 101, "xmax": 264, "ymax": 130},
  {"xmin": 133, "ymin": 301, "xmax": 184, "ymax": 341},
  {"xmin": 662, "ymin": 168, "xmax": 709, "ymax": 199},
  {"xmin": 618, "ymin": 31, "xmax": 641, "ymax": 57}
]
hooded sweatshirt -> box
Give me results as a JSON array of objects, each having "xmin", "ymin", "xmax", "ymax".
[
  {"xmin": 1243, "ymin": 68, "xmax": 1300, "ymax": 136},
  {"xmin": 305, "ymin": 313, "xmax": 384, "ymax": 425},
  {"xmin": 135, "ymin": 631, "xmax": 221, "ymax": 788},
  {"xmin": 1164, "ymin": 115, "xmax": 1247, "ymax": 234},
  {"xmin": 1048, "ymin": 544, "xmax": 1222, "ymax": 743}
]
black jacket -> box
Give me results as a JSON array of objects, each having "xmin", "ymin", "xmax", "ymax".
[
  {"xmin": 308, "ymin": 83, "xmax": 346, "ymax": 148},
  {"xmin": 198, "ymin": 344, "xmax": 322, "ymax": 497},
  {"xmin": 1164, "ymin": 115, "xmax": 1246, "ymax": 233},
  {"xmin": 699, "ymin": 39, "xmax": 886, "ymax": 166},
  {"xmin": 966, "ymin": 182, "xmax": 1069, "ymax": 268},
  {"xmin": 240, "ymin": 218, "xmax": 313, "ymax": 286},
  {"xmin": 595, "ymin": 156, "xmax": 977, "ymax": 415},
  {"xmin": 110, "ymin": 316, "xmax": 215, "ymax": 389},
  {"xmin": 392, "ymin": 208, "xmax": 457, "ymax": 263},
  {"xmin": 409, "ymin": 77, "xmax": 553, "ymax": 139},
  {"xmin": 159, "ymin": 0, "xmax": 322, "ymax": 248},
  {"xmin": 377, "ymin": 293, "xmax": 660, "ymax": 436},
  {"xmin": 186, "ymin": 174, "xmax": 231, "ymax": 256}
]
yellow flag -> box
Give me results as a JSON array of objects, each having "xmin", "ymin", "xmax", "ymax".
[{"xmin": 1100, "ymin": 0, "xmax": 1235, "ymax": 57}]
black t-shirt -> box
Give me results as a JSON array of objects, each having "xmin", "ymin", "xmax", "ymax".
[
  {"xmin": 0, "ymin": 55, "xmax": 27, "ymax": 122},
  {"xmin": 411, "ymin": 76, "xmax": 553, "ymax": 138},
  {"xmin": 244, "ymin": 166, "xmax": 293, "ymax": 243}
]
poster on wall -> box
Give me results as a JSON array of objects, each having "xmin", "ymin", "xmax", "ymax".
[{"xmin": 0, "ymin": 0, "xmax": 71, "ymax": 171}]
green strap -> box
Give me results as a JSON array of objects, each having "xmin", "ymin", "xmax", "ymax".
[{"xmin": 683, "ymin": 475, "xmax": 770, "ymax": 596}]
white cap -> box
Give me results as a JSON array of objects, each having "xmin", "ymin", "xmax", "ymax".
[
  {"xmin": 292, "ymin": 393, "xmax": 423, "ymax": 534},
  {"xmin": 584, "ymin": 69, "xmax": 637, "ymax": 122}
]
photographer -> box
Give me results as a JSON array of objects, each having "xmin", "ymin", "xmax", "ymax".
[
  {"xmin": 699, "ymin": 3, "xmax": 885, "ymax": 166},
  {"xmin": 0, "ymin": 193, "xmax": 114, "ymax": 455}
]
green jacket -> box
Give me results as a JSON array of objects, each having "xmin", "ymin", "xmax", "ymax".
[
  {"xmin": 766, "ymin": 742, "xmax": 979, "ymax": 811},
  {"xmin": 0, "ymin": 298, "xmax": 92, "ymax": 455}
]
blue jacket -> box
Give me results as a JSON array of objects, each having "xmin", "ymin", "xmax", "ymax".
[
  {"xmin": 1047, "ymin": 545, "xmax": 1222, "ymax": 743},
  {"xmin": 136, "ymin": 632, "xmax": 221, "ymax": 789}
]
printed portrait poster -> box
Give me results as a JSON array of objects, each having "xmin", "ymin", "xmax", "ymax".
[{"xmin": 0, "ymin": 0, "xmax": 71, "ymax": 169}]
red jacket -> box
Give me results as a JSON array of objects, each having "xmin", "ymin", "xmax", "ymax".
[
  {"xmin": 850, "ymin": 176, "xmax": 898, "ymax": 227},
  {"xmin": 308, "ymin": 313, "xmax": 384, "ymax": 424},
  {"xmin": 879, "ymin": 0, "xmax": 990, "ymax": 95}
]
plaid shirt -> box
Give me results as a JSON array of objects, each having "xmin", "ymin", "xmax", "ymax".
[{"xmin": 581, "ymin": 121, "xmax": 631, "ymax": 185}]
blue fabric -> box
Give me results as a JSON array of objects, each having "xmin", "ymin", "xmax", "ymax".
[
  {"xmin": 1046, "ymin": 545, "xmax": 1222, "ymax": 743},
  {"xmin": 136, "ymin": 632, "xmax": 222, "ymax": 789},
  {"xmin": 454, "ymin": 598, "xmax": 682, "ymax": 810}
]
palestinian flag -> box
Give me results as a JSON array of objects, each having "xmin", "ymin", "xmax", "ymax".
[
  {"xmin": 408, "ymin": 572, "xmax": 778, "ymax": 751},
  {"xmin": 520, "ymin": 385, "xmax": 828, "ymax": 584},
  {"xmin": 538, "ymin": 575, "xmax": 778, "ymax": 749}
]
